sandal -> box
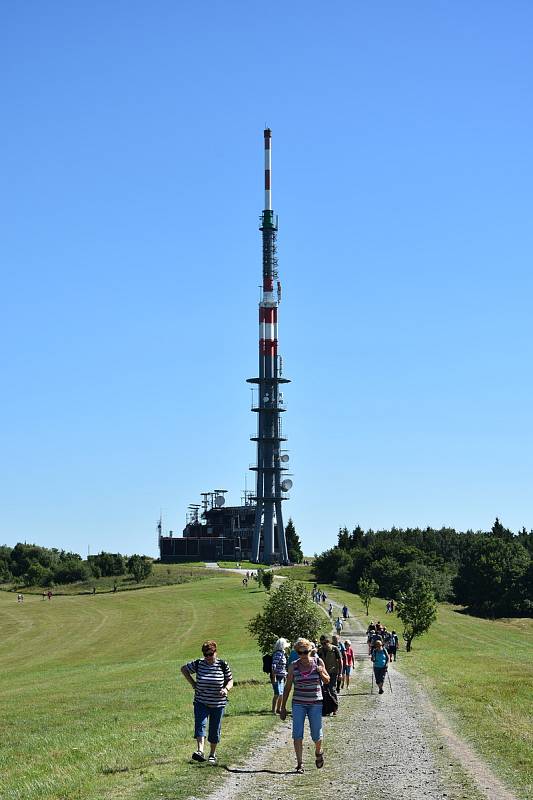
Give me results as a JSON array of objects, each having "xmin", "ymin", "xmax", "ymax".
[
  {"xmin": 315, "ymin": 752, "xmax": 324, "ymax": 769},
  {"xmin": 296, "ymin": 763, "xmax": 304, "ymax": 774}
]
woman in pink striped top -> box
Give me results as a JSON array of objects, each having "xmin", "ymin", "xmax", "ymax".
[{"xmin": 279, "ymin": 637, "xmax": 330, "ymax": 773}]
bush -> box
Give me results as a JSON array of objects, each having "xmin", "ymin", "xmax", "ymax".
[
  {"xmin": 52, "ymin": 560, "xmax": 89, "ymax": 585},
  {"xmin": 261, "ymin": 570, "xmax": 274, "ymax": 591},
  {"xmin": 248, "ymin": 579, "xmax": 324, "ymax": 654},
  {"xmin": 127, "ymin": 555, "xmax": 152, "ymax": 583},
  {"xmin": 25, "ymin": 562, "xmax": 53, "ymax": 587}
]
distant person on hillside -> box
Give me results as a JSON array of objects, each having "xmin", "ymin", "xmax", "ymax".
[
  {"xmin": 328, "ymin": 602, "xmax": 333, "ymax": 618},
  {"xmin": 371, "ymin": 639, "xmax": 389, "ymax": 694},
  {"xmin": 271, "ymin": 638, "xmax": 289, "ymax": 714},
  {"xmin": 47, "ymin": 590, "xmax": 52, "ymax": 600},
  {"xmin": 181, "ymin": 640, "xmax": 233, "ymax": 765},
  {"xmin": 335, "ymin": 617, "xmax": 343, "ymax": 635},
  {"xmin": 279, "ymin": 637, "xmax": 329, "ymax": 773},
  {"xmin": 342, "ymin": 604, "xmax": 349, "ymax": 619}
]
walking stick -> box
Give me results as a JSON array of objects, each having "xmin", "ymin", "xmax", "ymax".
[
  {"xmin": 387, "ymin": 671, "xmax": 393, "ymax": 693},
  {"xmin": 371, "ymin": 671, "xmax": 374, "ymax": 694}
]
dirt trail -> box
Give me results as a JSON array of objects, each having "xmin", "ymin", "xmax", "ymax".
[{"xmin": 189, "ymin": 595, "xmax": 519, "ymax": 800}]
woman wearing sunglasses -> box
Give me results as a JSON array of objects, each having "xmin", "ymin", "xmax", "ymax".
[
  {"xmin": 181, "ymin": 640, "xmax": 233, "ymax": 765},
  {"xmin": 279, "ymin": 637, "xmax": 330, "ymax": 773}
]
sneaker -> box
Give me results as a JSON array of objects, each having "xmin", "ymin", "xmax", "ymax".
[
  {"xmin": 208, "ymin": 755, "xmax": 217, "ymax": 765},
  {"xmin": 379, "ymin": 687, "xmax": 384, "ymax": 694},
  {"xmin": 192, "ymin": 750, "xmax": 206, "ymax": 762}
]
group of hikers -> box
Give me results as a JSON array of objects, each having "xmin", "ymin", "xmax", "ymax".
[
  {"xmin": 367, "ymin": 621, "xmax": 399, "ymax": 662},
  {"xmin": 181, "ymin": 596, "xmax": 400, "ymax": 774}
]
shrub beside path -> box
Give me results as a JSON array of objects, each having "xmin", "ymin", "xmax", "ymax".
[{"xmin": 192, "ymin": 593, "xmax": 518, "ymax": 800}]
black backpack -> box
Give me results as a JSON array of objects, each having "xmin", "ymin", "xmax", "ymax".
[{"xmin": 262, "ymin": 653, "xmax": 273, "ymax": 674}]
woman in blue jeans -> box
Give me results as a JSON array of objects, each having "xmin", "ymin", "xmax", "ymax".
[
  {"xmin": 181, "ymin": 640, "xmax": 233, "ymax": 765},
  {"xmin": 279, "ymin": 637, "xmax": 330, "ymax": 773}
]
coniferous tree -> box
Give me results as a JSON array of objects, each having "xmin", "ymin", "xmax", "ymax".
[{"xmin": 285, "ymin": 518, "xmax": 303, "ymax": 563}]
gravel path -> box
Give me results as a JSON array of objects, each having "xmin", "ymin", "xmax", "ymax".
[{"xmin": 189, "ymin": 595, "xmax": 518, "ymax": 800}]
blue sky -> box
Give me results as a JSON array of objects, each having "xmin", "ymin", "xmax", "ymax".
[{"xmin": 1, "ymin": 1, "xmax": 532, "ymax": 557}]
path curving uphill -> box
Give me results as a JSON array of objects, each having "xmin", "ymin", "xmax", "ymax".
[{"xmin": 192, "ymin": 598, "xmax": 518, "ymax": 800}]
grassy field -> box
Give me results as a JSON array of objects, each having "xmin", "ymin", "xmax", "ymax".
[
  {"xmin": 1, "ymin": 563, "xmax": 212, "ymax": 596},
  {"xmin": 0, "ymin": 573, "xmax": 285, "ymax": 800},
  {"xmin": 322, "ymin": 585, "xmax": 533, "ymax": 799}
]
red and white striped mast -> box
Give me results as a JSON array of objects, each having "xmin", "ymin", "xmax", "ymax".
[{"xmin": 248, "ymin": 129, "xmax": 290, "ymax": 564}]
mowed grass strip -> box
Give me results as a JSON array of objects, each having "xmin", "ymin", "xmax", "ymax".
[
  {"xmin": 0, "ymin": 575, "xmax": 278, "ymax": 800},
  {"xmin": 322, "ymin": 585, "xmax": 533, "ymax": 799}
]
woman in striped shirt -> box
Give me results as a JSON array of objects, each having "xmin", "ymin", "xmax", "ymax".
[
  {"xmin": 181, "ymin": 640, "xmax": 233, "ymax": 765},
  {"xmin": 279, "ymin": 637, "xmax": 330, "ymax": 773}
]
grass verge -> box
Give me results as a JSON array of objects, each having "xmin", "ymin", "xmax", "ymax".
[
  {"xmin": 322, "ymin": 584, "xmax": 533, "ymax": 800},
  {"xmin": 0, "ymin": 574, "xmax": 279, "ymax": 800}
]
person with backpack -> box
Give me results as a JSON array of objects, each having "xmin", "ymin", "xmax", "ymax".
[
  {"xmin": 387, "ymin": 630, "xmax": 399, "ymax": 661},
  {"xmin": 318, "ymin": 635, "xmax": 342, "ymax": 714},
  {"xmin": 181, "ymin": 640, "xmax": 233, "ymax": 765},
  {"xmin": 331, "ymin": 634, "xmax": 345, "ymax": 693},
  {"xmin": 371, "ymin": 638, "xmax": 389, "ymax": 694},
  {"xmin": 270, "ymin": 638, "xmax": 289, "ymax": 713},
  {"xmin": 279, "ymin": 637, "xmax": 330, "ymax": 773}
]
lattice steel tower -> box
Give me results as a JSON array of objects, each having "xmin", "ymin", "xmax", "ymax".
[{"xmin": 248, "ymin": 129, "xmax": 290, "ymax": 564}]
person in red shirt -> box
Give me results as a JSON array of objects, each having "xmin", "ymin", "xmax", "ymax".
[{"xmin": 342, "ymin": 639, "xmax": 355, "ymax": 690}]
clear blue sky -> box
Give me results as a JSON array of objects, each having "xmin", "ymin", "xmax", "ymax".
[{"xmin": 2, "ymin": 2, "xmax": 532, "ymax": 557}]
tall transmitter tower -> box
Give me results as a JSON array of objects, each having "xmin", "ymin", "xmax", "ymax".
[{"xmin": 248, "ymin": 129, "xmax": 291, "ymax": 564}]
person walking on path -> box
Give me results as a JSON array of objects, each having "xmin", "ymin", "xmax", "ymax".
[
  {"xmin": 342, "ymin": 639, "xmax": 354, "ymax": 690},
  {"xmin": 371, "ymin": 639, "xmax": 389, "ymax": 694},
  {"xmin": 181, "ymin": 640, "xmax": 233, "ymax": 765},
  {"xmin": 280, "ymin": 637, "xmax": 330, "ymax": 773},
  {"xmin": 318, "ymin": 635, "xmax": 342, "ymax": 714},
  {"xmin": 270, "ymin": 638, "xmax": 289, "ymax": 714},
  {"xmin": 331, "ymin": 634, "xmax": 345, "ymax": 693},
  {"xmin": 387, "ymin": 630, "xmax": 399, "ymax": 662}
]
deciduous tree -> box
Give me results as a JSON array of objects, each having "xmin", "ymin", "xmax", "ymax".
[
  {"xmin": 396, "ymin": 579, "xmax": 437, "ymax": 651},
  {"xmin": 248, "ymin": 579, "xmax": 324, "ymax": 654},
  {"xmin": 358, "ymin": 576, "xmax": 378, "ymax": 616}
]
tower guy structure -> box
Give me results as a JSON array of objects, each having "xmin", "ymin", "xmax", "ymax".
[{"xmin": 248, "ymin": 129, "xmax": 290, "ymax": 564}]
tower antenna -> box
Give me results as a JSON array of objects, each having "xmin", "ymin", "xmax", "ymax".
[{"xmin": 247, "ymin": 129, "xmax": 290, "ymax": 565}]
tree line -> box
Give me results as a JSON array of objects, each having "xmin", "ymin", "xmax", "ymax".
[
  {"xmin": 0, "ymin": 543, "xmax": 153, "ymax": 587},
  {"xmin": 313, "ymin": 518, "xmax": 533, "ymax": 617}
]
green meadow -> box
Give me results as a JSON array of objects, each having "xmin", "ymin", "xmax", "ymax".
[
  {"xmin": 323, "ymin": 585, "xmax": 533, "ymax": 799},
  {"xmin": 1, "ymin": 572, "xmax": 532, "ymax": 800},
  {"xmin": 0, "ymin": 574, "xmax": 282, "ymax": 800}
]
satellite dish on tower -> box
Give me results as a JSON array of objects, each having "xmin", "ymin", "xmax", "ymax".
[
  {"xmin": 215, "ymin": 495, "xmax": 225, "ymax": 507},
  {"xmin": 280, "ymin": 454, "xmax": 289, "ymax": 463},
  {"xmin": 281, "ymin": 479, "xmax": 293, "ymax": 492}
]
